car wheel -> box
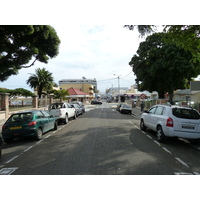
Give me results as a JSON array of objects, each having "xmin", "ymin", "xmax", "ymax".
[
  {"xmin": 140, "ymin": 119, "xmax": 147, "ymax": 131},
  {"xmin": 35, "ymin": 128, "xmax": 43, "ymax": 140},
  {"xmin": 64, "ymin": 114, "xmax": 68, "ymax": 124},
  {"xmin": 156, "ymin": 126, "xmax": 166, "ymax": 142}
]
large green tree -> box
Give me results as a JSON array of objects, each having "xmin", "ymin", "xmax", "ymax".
[
  {"xmin": 129, "ymin": 33, "xmax": 200, "ymax": 103},
  {"xmin": 125, "ymin": 25, "xmax": 200, "ymax": 61},
  {"xmin": 0, "ymin": 25, "xmax": 60, "ymax": 81},
  {"xmin": 26, "ymin": 68, "xmax": 54, "ymax": 98}
]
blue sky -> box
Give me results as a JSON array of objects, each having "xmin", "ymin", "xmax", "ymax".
[{"xmin": 0, "ymin": 25, "xmax": 143, "ymax": 92}]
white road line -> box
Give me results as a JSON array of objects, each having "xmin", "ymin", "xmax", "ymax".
[
  {"xmin": 24, "ymin": 146, "xmax": 34, "ymax": 152},
  {"xmin": 162, "ymin": 147, "xmax": 172, "ymax": 155},
  {"xmin": 175, "ymin": 157, "xmax": 189, "ymax": 168},
  {"xmin": 146, "ymin": 135, "xmax": 152, "ymax": 139},
  {"xmin": 153, "ymin": 140, "xmax": 161, "ymax": 146},
  {"xmin": 0, "ymin": 167, "xmax": 19, "ymax": 175},
  {"xmin": 36, "ymin": 140, "xmax": 43, "ymax": 144},
  {"xmin": 5, "ymin": 155, "xmax": 19, "ymax": 164},
  {"xmin": 174, "ymin": 172, "xmax": 193, "ymax": 175}
]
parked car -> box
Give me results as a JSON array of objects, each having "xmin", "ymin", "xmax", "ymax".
[
  {"xmin": 71, "ymin": 103, "xmax": 83, "ymax": 116},
  {"xmin": 48, "ymin": 102, "xmax": 76, "ymax": 124},
  {"xmin": 116, "ymin": 103, "xmax": 123, "ymax": 112},
  {"xmin": 119, "ymin": 104, "xmax": 132, "ymax": 115},
  {"xmin": 2, "ymin": 110, "xmax": 58, "ymax": 143},
  {"xmin": 140, "ymin": 104, "xmax": 200, "ymax": 143},
  {"xmin": 91, "ymin": 100, "xmax": 102, "ymax": 105},
  {"xmin": 0, "ymin": 132, "xmax": 3, "ymax": 158},
  {"xmin": 72, "ymin": 101, "xmax": 85, "ymax": 113}
]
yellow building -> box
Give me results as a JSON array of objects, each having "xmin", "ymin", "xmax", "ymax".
[{"xmin": 59, "ymin": 78, "xmax": 96, "ymax": 100}]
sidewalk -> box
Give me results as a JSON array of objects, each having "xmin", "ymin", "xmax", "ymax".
[{"xmin": 131, "ymin": 107, "xmax": 143, "ymax": 119}]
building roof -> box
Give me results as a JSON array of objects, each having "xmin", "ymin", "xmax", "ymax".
[
  {"xmin": 67, "ymin": 87, "xmax": 89, "ymax": 96},
  {"xmin": 174, "ymin": 89, "xmax": 200, "ymax": 95}
]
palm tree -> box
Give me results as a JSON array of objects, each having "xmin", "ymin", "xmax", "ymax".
[{"xmin": 26, "ymin": 68, "xmax": 54, "ymax": 98}]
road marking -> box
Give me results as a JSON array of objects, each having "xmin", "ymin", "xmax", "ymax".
[
  {"xmin": 0, "ymin": 167, "xmax": 19, "ymax": 175},
  {"xmin": 174, "ymin": 172, "xmax": 194, "ymax": 175},
  {"xmin": 146, "ymin": 135, "xmax": 152, "ymax": 139},
  {"xmin": 175, "ymin": 157, "xmax": 189, "ymax": 168},
  {"xmin": 24, "ymin": 146, "xmax": 34, "ymax": 152},
  {"xmin": 36, "ymin": 140, "xmax": 43, "ymax": 144},
  {"xmin": 5, "ymin": 155, "xmax": 19, "ymax": 164},
  {"xmin": 162, "ymin": 147, "xmax": 172, "ymax": 155},
  {"xmin": 153, "ymin": 140, "xmax": 161, "ymax": 146}
]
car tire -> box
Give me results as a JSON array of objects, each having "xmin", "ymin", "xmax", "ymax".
[
  {"xmin": 156, "ymin": 126, "xmax": 166, "ymax": 142},
  {"xmin": 140, "ymin": 119, "xmax": 147, "ymax": 131},
  {"xmin": 35, "ymin": 128, "xmax": 43, "ymax": 140},
  {"xmin": 64, "ymin": 114, "xmax": 68, "ymax": 124}
]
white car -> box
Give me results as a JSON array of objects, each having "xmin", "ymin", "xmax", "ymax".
[{"xmin": 140, "ymin": 105, "xmax": 200, "ymax": 143}]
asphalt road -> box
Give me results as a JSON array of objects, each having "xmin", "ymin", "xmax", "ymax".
[{"xmin": 1, "ymin": 103, "xmax": 200, "ymax": 175}]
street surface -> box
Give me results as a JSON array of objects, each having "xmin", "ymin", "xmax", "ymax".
[{"xmin": 1, "ymin": 102, "xmax": 200, "ymax": 175}]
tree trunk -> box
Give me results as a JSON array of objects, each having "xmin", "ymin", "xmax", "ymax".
[{"xmin": 168, "ymin": 90, "xmax": 174, "ymax": 104}]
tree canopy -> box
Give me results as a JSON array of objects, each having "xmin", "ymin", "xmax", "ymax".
[
  {"xmin": 0, "ymin": 25, "xmax": 60, "ymax": 81},
  {"xmin": 129, "ymin": 33, "xmax": 200, "ymax": 103},
  {"xmin": 0, "ymin": 88, "xmax": 33, "ymax": 98},
  {"xmin": 125, "ymin": 25, "xmax": 200, "ymax": 61},
  {"xmin": 53, "ymin": 89, "xmax": 69, "ymax": 99},
  {"xmin": 26, "ymin": 68, "xmax": 54, "ymax": 98}
]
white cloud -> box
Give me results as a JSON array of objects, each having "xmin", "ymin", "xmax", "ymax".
[{"xmin": 0, "ymin": 25, "xmax": 143, "ymax": 92}]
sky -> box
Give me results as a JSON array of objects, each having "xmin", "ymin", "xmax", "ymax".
[{"xmin": 0, "ymin": 25, "xmax": 144, "ymax": 93}]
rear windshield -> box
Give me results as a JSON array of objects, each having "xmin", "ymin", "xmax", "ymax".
[
  {"xmin": 172, "ymin": 108, "xmax": 200, "ymax": 119},
  {"xmin": 7, "ymin": 113, "xmax": 33, "ymax": 123},
  {"xmin": 49, "ymin": 103, "xmax": 65, "ymax": 109}
]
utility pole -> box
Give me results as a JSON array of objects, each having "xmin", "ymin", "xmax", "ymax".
[{"xmin": 114, "ymin": 74, "xmax": 121, "ymax": 103}]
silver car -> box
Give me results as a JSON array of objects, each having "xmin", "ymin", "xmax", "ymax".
[{"xmin": 140, "ymin": 105, "xmax": 200, "ymax": 143}]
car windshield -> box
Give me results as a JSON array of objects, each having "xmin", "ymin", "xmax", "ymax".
[
  {"xmin": 172, "ymin": 108, "xmax": 200, "ymax": 119},
  {"xmin": 123, "ymin": 104, "xmax": 130, "ymax": 108},
  {"xmin": 7, "ymin": 112, "xmax": 33, "ymax": 123}
]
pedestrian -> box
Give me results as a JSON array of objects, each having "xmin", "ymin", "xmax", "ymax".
[{"xmin": 140, "ymin": 101, "xmax": 144, "ymax": 112}]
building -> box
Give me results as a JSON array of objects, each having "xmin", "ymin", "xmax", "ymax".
[
  {"xmin": 59, "ymin": 78, "xmax": 96, "ymax": 100},
  {"xmin": 67, "ymin": 87, "xmax": 90, "ymax": 103},
  {"xmin": 173, "ymin": 89, "xmax": 200, "ymax": 102}
]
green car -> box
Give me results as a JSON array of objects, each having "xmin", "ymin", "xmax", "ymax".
[{"xmin": 2, "ymin": 110, "xmax": 58, "ymax": 143}]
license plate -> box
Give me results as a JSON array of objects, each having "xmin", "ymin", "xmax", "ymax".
[
  {"xmin": 182, "ymin": 125, "xmax": 194, "ymax": 129},
  {"xmin": 10, "ymin": 126, "xmax": 22, "ymax": 130}
]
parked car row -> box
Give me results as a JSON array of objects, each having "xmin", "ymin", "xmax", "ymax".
[{"xmin": 1, "ymin": 101, "xmax": 86, "ymax": 145}]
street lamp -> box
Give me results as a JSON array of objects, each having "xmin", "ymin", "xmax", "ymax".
[{"xmin": 114, "ymin": 74, "xmax": 121, "ymax": 103}]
